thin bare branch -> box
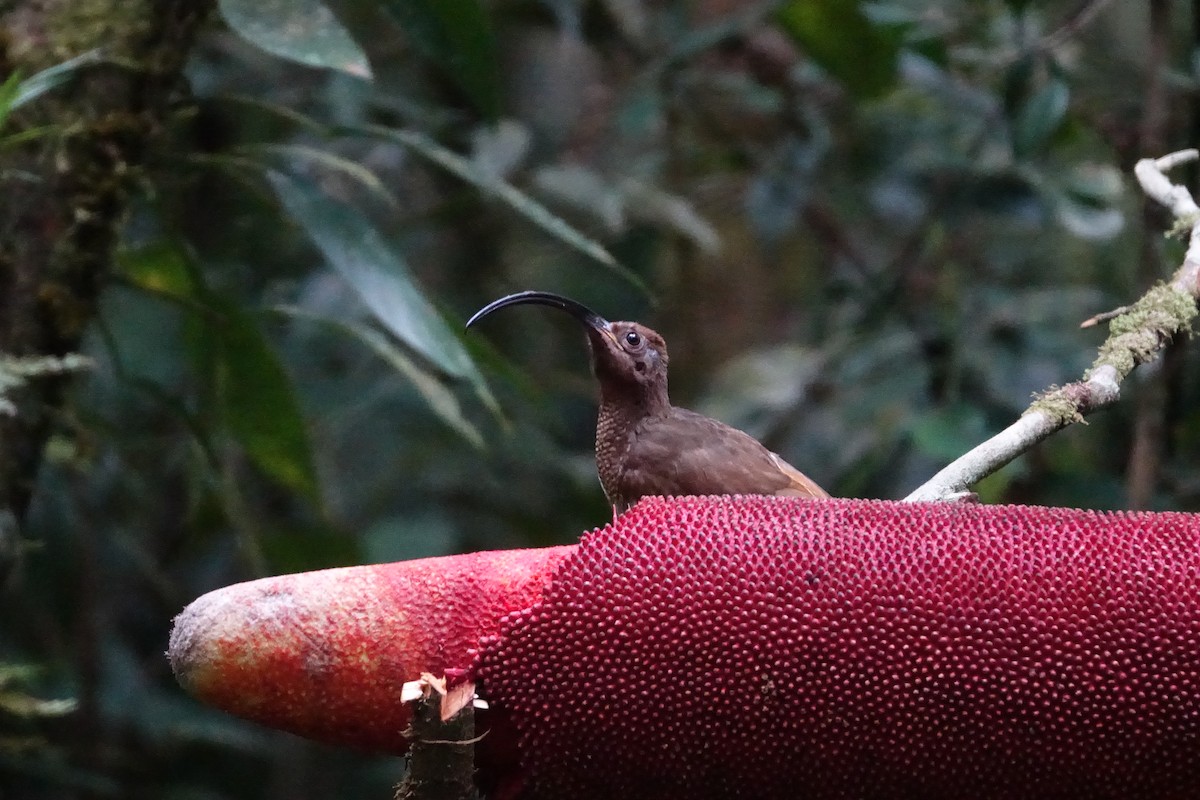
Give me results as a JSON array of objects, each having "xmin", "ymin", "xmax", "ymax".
[
  {"xmin": 905, "ymin": 150, "xmax": 1200, "ymax": 502},
  {"xmin": 1080, "ymin": 305, "xmax": 1131, "ymax": 328}
]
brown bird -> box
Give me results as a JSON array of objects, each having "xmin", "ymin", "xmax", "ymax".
[{"xmin": 467, "ymin": 291, "xmax": 829, "ymax": 516}]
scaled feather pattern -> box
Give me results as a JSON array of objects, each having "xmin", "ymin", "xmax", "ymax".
[{"xmin": 171, "ymin": 497, "xmax": 1200, "ymax": 798}]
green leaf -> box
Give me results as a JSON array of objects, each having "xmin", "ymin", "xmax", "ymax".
[
  {"xmin": 118, "ymin": 240, "xmax": 198, "ymax": 298},
  {"xmin": 267, "ymin": 170, "xmax": 476, "ymax": 380},
  {"xmin": 380, "ymin": 0, "xmax": 500, "ymax": 119},
  {"xmin": 777, "ymin": 0, "xmax": 899, "ymax": 99},
  {"xmin": 13, "ymin": 50, "xmax": 104, "ymax": 108},
  {"xmin": 274, "ymin": 305, "xmax": 486, "ymax": 449},
  {"xmin": 213, "ymin": 302, "xmax": 320, "ymax": 502},
  {"xmin": 218, "ymin": 0, "xmax": 372, "ymax": 79},
  {"xmin": 0, "ymin": 71, "xmax": 21, "ymax": 131},
  {"xmin": 1050, "ymin": 162, "xmax": 1124, "ymax": 240},
  {"xmin": 1052, "ymin": 195, "xmax": 1124, "ymax": 241},
  {"xmin": 217, "ymin": 93, "xmax": 332, "ymax": 136},
  {"xmin": 0, "ymin": 50, "xmax": 104, "ymax": 129},
  {"xmin": 0, "ymin": 664, "xmax": 77, "ymax": 719},
  {"xmin": 1013, "ymin": 77, "xmax": 1069, "ymax": 157},
  {"xmin": 355, "ymin": 124, "xmax": 649, "ymax": 296},
  {"xmin": 1063, "ymin": 162, "xmax": 1123, "ymax": 205},
  {"xmin": 237, "ymin": 143, "xmax": 397, "ymax": 209},
  {"xmin": 117, "ymin": 240, "xmax": 320, "ymax": 497}
]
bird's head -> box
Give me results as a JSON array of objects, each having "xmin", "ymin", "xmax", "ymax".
[
  {"xmin": 467, "ymin": 291, "xmax": 669, "ymax": 403},
  {"xmin": 592, "ymin": 320, "xmax": 669, "ymax": 391}
]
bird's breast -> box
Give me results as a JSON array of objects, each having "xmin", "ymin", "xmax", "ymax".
[{"xmin": 595, "ymin": 406, "xmax": 639, "ymax": 510}]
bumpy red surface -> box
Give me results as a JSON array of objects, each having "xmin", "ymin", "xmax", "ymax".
[
  {"xmin": 169, "ymin": 546, "xmax": 572, "ymax": 752},
  {"xmin": 475, "ymin": 496, "xmax": 1200, "ymax": 799}
]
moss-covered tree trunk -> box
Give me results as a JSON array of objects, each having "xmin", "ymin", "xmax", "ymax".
[{"xmin": 0, "ymin": 0, "xmax": 211, "ymax": 553}]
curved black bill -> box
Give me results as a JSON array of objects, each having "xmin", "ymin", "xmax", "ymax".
[{"xmin": 466, "ymin": 290, "xmax": 609, "ymax": 331}]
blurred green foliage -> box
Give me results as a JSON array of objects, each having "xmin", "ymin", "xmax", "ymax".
[{"xmin": 3, "ymin": 0, "xmax": 1200, "ymax": 797}]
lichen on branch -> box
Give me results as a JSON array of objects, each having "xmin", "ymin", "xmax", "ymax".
[
  {"xmin": 906, "ymin": 150, "xmax": 1200, "ymax": 502},
  {"xmin": 1091, "ymin": 283, "xmax": 1197, "ymax": 375}
]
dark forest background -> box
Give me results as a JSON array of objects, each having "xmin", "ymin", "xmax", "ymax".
[{"xmin": 3, "ymin": 1, "xmax": 1200, "ymax": 797}]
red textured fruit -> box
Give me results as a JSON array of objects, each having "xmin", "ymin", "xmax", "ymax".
[
  {"xmin": 170, "ymin": 497, "xmax": 1200, "ymax": 799},
  {"xmin": 474, "ymin": 496, "xmax": 1200, "ymax": 799},
  {"xmin": 169, "ymin": 546, "xmax": 571, "ymax": 751}
]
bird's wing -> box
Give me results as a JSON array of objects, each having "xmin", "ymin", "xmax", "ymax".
[
  {"xmin": 768, "ymin": 451, "xmax": 830, "ymax": 499},
  {"xmin": 620, "ymin": 409, "xmax": 829, "ymax": 502}
]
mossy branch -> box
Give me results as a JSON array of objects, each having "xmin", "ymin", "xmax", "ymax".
[
  {"xmin": 906, "ymin": 150, "xmax": 1200, "ymax": 502},
  {"xmin": 0, "ymin": 0, "xmax": 212, "ymax": 525}
]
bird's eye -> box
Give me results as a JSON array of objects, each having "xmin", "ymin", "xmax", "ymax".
[{"xmin": 624, "ymin": 331, "xmax": 642, "ymax": 348}]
